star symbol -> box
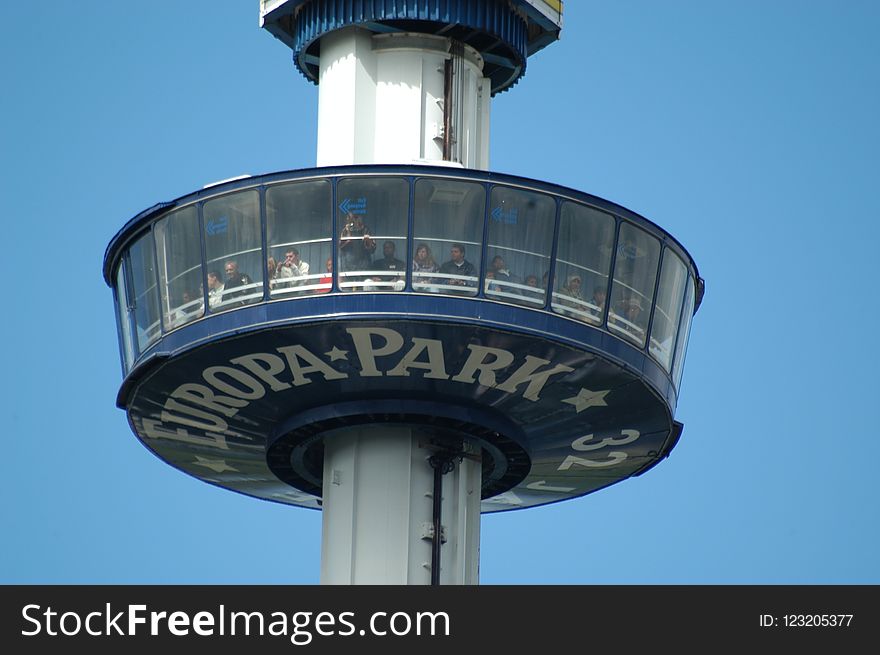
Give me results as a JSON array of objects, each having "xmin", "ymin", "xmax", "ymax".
[
  {"xmin": 192, "ymin": 456, "xmax": 238, "ymax": 473},
  {"xmin": 272, "ymin": 491, "xmax": 313, "ymax": 503},
  {"xmin": 484, "ymin": 490, "xmax": 522, "ymax": 506},
  {"xmin": 526, "ymin": 480, "xmax": 576, "ymax": 493},
  {"xmin": 325, "ymin": 346, "xmax": 349, "ymax": 361},
  {"xmin": 561, "ymin": 388, "xmax": 610, "ymax": 413}
]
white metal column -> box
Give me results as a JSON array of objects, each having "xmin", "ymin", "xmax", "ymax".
[
  {"xmin": 317, "ymin": 28, "xmax": 491, "ymax": 169},
  {"xmin": 320, "ymin": 425, "xmax": 481, "ymax": 585},
  {"xmin": 316, "ymin": 27, "xmax": 378, "ymax": 166}
]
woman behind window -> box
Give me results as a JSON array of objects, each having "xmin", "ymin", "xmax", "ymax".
[{"xmin": 412, "ymin": 242, "xmax": 439, "ymax": 291}]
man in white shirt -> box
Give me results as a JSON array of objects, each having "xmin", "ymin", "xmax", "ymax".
[{"xmin": 276, "ymin": 248, "xmax": 310, "ymax": 290}]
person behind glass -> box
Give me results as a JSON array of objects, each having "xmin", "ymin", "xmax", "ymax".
[
  {"xmin": 339, "ymin": 212, "xmax": 376, "ymax": 277},
  {"xmin": 439, "ymin": 243, "xmax": 477, "ymax": 292},
  {"xmin": 412, "ymin": 242, "xmax": 439, "ymax": 290},
  {"xmin": 317, "ymin": 256, "xmax": 333, "ymax": 293},
  {"xmin": 610, "ymin": 296, "xmax": 645, "ymax": 338},
  {"xmin": 222, "ymin": 260, "xmax": 253, "ymax": 306},
  {"xmin": 167, "ymin": 290, "xmax": 193, "ymax": 328},
  {"xmin": 181, "ymin": 289, "xmax": 202, "ymax": 316},
  {"xmin": 276, "ymin": 248, "xmax": 310, "ymax": 290},
  {"xmin": 206, "ymin": 270, "xmax": 225, "ymax": 309},
  {"xmin": 589, "ymin": 284, "xmax": 607, "ymax": 320},
  {"xmin": 489, "ymin": 255, "xmax": 518, "ymax": 292},
  {"xmin": 266, "ymin": 256, "xmax": 277, "ymax": 289},
  {"xmin": 522, "ymin": 273, "xmax": 543, "ymax": 304},
  {"xmin": 558, "ymin": 274, "xmax": 585, "ymax": 316},
  {"xmin": 373, "ymin": 240, "xmax": 405, "ymax": 290}
]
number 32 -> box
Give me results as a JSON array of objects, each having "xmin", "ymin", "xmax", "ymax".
[{"xmin": 557, "ymin": 429, "xmax": 640, "ymax": 470}]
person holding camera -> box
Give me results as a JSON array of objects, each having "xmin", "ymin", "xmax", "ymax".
[{"xmin": 339, "ymin": 212, "xmax": 376, "ymax": 284}]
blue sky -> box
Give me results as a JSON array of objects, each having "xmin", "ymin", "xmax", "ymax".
[{"xmin": 2, "ymin": 1, "xmax": 878, "ymax": 584}]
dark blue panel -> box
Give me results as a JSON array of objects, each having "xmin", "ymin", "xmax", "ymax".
[
  {"xmin": 124, "ymin": 317, "xmax": 675, "ymax": 513},
  {"xmin": 290, "ymin": 0, "xmax": 529, "ymax": 94}
]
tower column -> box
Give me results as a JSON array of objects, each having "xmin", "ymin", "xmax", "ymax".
[
  {"xmin": 317, "ymin": 29, "xmax": 491, "ymax": 169},
  {"xmin": 320, "ymin": 425, "xmax": 481, "ymax": 585},
  {"xmin": 316, "ymin": 27, "xmax": 377, "ymax": 167}
]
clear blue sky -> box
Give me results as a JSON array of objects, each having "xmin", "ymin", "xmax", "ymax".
[{"xmin": 2, "ymin": 1, "xmax": 878, "ymax": 584}]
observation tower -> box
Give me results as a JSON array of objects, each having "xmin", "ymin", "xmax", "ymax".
[{"xmin": 104, "ymin": 1, "xmax": 704, "ymax": 585}]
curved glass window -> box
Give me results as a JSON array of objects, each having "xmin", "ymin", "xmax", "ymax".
[
  {"xmin": 486, "ymin": 186, "xmax": 556, "ymax": 307},
  {"xmin": 608, "ymin": 223, "xmax": 661, "ymax": 347},
  {"xmin": 336, "ymin": 177, "xmax": 409, "ymax": 292},
  {"xmin": 109, "ymin": 170, "xmax": 700, "ymax": 379},
  {"xmin": 115, "ymin": 264, "xmax": 135, "ymax": 372},
  {"xmin": 552, "ymin": 202, "xmax": 615, "ymax": 324},
  {"xmin": 413, "ymin": 178, "xmax": 485, "ymax": 296},
  {"xmin": 127, "ymin": 230, "xmax": 161, "ymax": 354},
  {"xmin": 155, "ymin": 206, "xmax": 203, "ymax": 331},
  {"xmin": 267, "ymin": 180, "xmax": 332, "ymax": 297},
  {"xmin": 673, "ymin": 276, "xmax": 696, "ymax": 389},
  {"xmin": 649, "ymin": 249, "xmax": 688, "ymax": 371},
  {"xmin": 203, "ymin": 190, "xmax": 263, "ymax": 312}
]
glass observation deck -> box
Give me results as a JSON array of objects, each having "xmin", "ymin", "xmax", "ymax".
[{"xmin": 105, "ymin": 166, "xmax": 703, "ymax": 392}]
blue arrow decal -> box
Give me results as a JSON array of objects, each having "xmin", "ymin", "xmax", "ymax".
[
  {"xmin": 491, "ymin": 206, "xmax": 518, "ymax": 225},
  {"xmin": 206, "ymin": 216, "xmax": 228, "ymax": 236},
  {"xmin": 339, "ymin": 197, "xmax": 368, "ymax": 215}
]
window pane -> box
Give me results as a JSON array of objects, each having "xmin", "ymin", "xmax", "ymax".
[
  {"xmin": 486, "ymin": 186, "xmax": 556, "ymax": 306},
  {"xmin": 204, "ymin": 190, "xmax": 263, "ymax": 312},
  {"xmin": 608, "ymin": 223, "xmax": 661, "ymax": 347},
  {"xmin": 336, "ymin": 177, "xmax": 409, "ymax": 292},
  {"xmin": 413, "ymin": 178, "xmax": 485, "ymax": 296},
  {"xmin": 267, "ymin": 180, "xmax": 332, "ymax": 297},
  {"xmin": 649, "ymin": 249, "xmax": 688, "ymax": 371},
  {"xmin": 128, "ymin": 231, "xmax": 161, "ymax": 354},
  {"xmin": 673, "ymin": 276, "xmax": 696, "ymax": 389},
  {"xmin": 155, "ymin": 206, "xmax": 203, "ymax": 330},
  {"xmin": 115, "ymin": 264, "xmax": 135, "ymax": 371},
  {"xmin": 552, "ymin": 202, "xmax": 615, "ymax": 324}
]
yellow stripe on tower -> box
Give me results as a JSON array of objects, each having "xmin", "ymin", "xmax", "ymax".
[{"xmin": 543, "ymin": 0, "xmax": 563, "ymax": 15}]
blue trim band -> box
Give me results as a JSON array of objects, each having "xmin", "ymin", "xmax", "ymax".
[{"xmin": 120, "ymin": 293, "xmax": 681, "ymax": 414}]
